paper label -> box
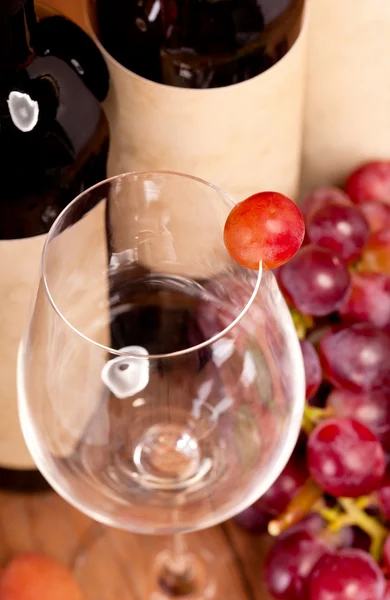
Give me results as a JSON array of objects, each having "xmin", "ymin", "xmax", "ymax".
[
  {"xmin": 88, "ymin": 3, "xmax": 308, "ymax": 202},
  {"xmin": 302, "ymin": 0, "xmax": 390, "ymax": 195}
]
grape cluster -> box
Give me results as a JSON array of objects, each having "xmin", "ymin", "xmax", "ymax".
[{"xmin": 235, "ymin": 160, "xmax": 390, "ymax": 600}]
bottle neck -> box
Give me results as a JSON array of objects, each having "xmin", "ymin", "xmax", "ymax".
[{"xmin": 0, "ymin": 0, "xmax": 37, "ymax": 74}]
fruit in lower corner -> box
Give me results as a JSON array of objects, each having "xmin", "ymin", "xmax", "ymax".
[
  {"xmin": 223, "ymin": 191, "xmax": 305, "ymax": 270},
  {"xmin": 307, "ymin": 418, "xmax": 385, "ymax": 498},
  {"xmin": 309, "ymin": 549, "xmax": 386, "ymax": 600},
  {"xmin": 0, "ymin": 552, "xmax": 86, "ymax": 600},
  {"xmin": 345, "ymin": 160, "xmax": 390, "ymax": 205}
]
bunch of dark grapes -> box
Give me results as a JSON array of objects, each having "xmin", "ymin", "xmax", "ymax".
[{"xmin": 235, "ymin": 160, "xmax": 390, "ymax": 600}]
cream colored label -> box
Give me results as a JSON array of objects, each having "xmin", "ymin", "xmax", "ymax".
[
  {"xmin": 301, "ymin": 0, "xmax": 390, "ymax": 196},
  {"xmin": 89, "ymin": 7, "xmax": 308, "ymax": 202},
  {"xmin": 0, "ymin": 235, "xmax": 45, "ymax": 469}
]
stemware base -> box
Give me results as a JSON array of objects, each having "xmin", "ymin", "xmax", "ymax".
[{"xmin": 150, "ymin": 548, "xmax": 216, "ymax": 599}]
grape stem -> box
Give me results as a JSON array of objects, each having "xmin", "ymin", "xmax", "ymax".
[
  {"xmin": 302, "ymin": 405, "xmax": 334, "ymax": 436},
  {"xmin": 321, "ymin": 497, "xmax": 388, "ymax": 562},
  {"xmin": 268, "ymin": 479, "xmax": 323, "ymax": 536},
  {"xmin": 290, "ymin": 309, "xmax": 313, "ymax": 340}
]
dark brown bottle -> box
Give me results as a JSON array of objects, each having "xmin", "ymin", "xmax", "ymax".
[
  {"xmin": 95, "ymin": 0, "xmax": 304, "ymax": 88},
  {"xmin": 0, "ymin": 0, "xmax": 110, "ymax": 492}
]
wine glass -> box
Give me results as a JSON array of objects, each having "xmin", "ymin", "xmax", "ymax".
[{"xmin": 18, "ymin": 171, "xmax": 305, "ymax": 598}]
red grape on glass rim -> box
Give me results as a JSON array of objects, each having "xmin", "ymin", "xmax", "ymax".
[
  {"xmin": 307, "ymin": 417, "xmax": 385, "ymax": 497},
  {"xmin": 278, "ymin": 244, "xmax": 351, "ymax": 317},
  {"xmin": 309, "ymin": 549, "xmax": 386, "ymax": 600},
  {"xmin": 223, "ymin": 191, "xmax": 305, "ymax": 270},
  {"xmin": 319, "ymin": 322, "xmax": 390, "ymax": 393}
]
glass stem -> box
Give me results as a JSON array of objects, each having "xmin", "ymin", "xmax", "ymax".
[
  {"xmin": 172, "ymin": 533, "xmax": 188, "ymax": 568},
  {"xmin": 157, "ymin": 534, "xmax": 197, "ymax": 596}
]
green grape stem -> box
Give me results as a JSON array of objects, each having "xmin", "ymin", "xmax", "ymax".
[
  {"xmin": 319, "ymin": 497, "xmax": 388, "ymax": 562},
  {"xmin": 302, "ymin": 404, "xmax": 334, "ymax": 436},
  {"xmin": 268, "ymin": 478, "xmax": 324, "ymax": 536},
  {"xmin": 290, "ymin": 308, "xmax": 313, "ymax": 339}
]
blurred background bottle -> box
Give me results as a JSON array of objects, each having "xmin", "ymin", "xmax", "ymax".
[
  {"xmin": 95, "ymin": 0, "xmax": 304, "ymax": 88},
  {"xmin": 0, "ymin": 0, "xmax": 109, "ymax": 491},
  {"xmin": 86, "ymin": 0, "xmax": 307, "ymax": 201}
]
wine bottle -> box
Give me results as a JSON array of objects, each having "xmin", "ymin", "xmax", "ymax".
[
  {"xmin": 0, "ymin": 0, "xmax": 110, "ymax": 491},
  {"xmin": 95, "ymin": 0, "xmax": 304, "ymax": 88}
]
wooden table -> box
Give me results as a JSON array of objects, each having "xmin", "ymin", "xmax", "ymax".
[
  {"xmin": 0, "ymin": 489, "xmax": 272, "ymax": 599},
  {"xmin": 0, "ymin": 3, "xmax": 272, "ymax": 597}
]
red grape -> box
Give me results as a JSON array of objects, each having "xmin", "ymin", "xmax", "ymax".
[
  {"xmin": 319, "ymin": 323, "xmax": 390, "ymax": 393},
  {"xmin": 235, "ymin": 453, "xmax": 308, "ymax": 532},
  {"xmin": 278, "ymin": 245, "xmax": 351, "ymax": 317},
  {"xmin": 345, "ymin": 160, "xmax": 390, "ymax": 205},
  {"xmin": 300, "ymin": 339, "xmax": 322, "ymax": 400},
  {"xmin": 378, "ymin": 479, "xmax": 390, "ymax": 520},
  {"xmin": 300, "ymin": 187, "xmax": 352, "ymax": 222},
  {"xmin": 306, "ymin": 203, "xmax": 370, "ymax": 262},
  {"xmin": 360, "ymin": 201, "xmax": 390, "ymax": 233},
  {"xmin": 339, "ymin": 272, "xmax": 390, "ymax": 332},
  {"xmin": 277, "ymin": 512, "xmax": 325, "ymax": 540},
  {"xmin": 383, "ymin": 582, "xmax": 390, "ymax": 600},
  {"xmin": 307, "ymin": 418, "xmax": 385, "ymax": 497},
  {"xmin": 335, "ymin": 526, "xmax": 371, "ymax": 553},
  {"xmin": 233, "ymin": 502, "xmax": 270, "ymax": 533},
  {"xmin": 264, "ymin": 530, "xmax": 327, "ymax": 600},
  {"xmin": 326, "ymin": 388, "xmax": 390, "ymax": 451},
  {"xmin": 259, "ymin": 453, "xmax": 309, "ymax": 517},
  {"xmin": 360, "ymin": 228, "xmax": 390, "ymax": 275},
  {"xmin": 383, "ymin": 535, "xmax": 390, "ymax": 571},
  {"xmin": 309, "ymin": 549, "xmax": 386, "ymax": 600},
  {"xmin": 223, "ymin": 192, "xmax": 305, "ymax": 270}
]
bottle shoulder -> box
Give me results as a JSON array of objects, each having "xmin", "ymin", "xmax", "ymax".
[{"xmin": 0, "ymin": 15, "xmax": 109, "ymax": 239}]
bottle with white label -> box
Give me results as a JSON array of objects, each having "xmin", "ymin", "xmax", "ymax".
[{"xmin": 0, "ymin": 0, "xmax": 109, "ymax": 491}]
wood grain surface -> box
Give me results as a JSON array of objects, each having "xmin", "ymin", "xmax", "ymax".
[
  {"xmin": 0, "ymin": 489, "xmax": 272, "ymax": 599},
  {"xmin": 0, "ymin": 3, "xmax": 273, "ymax": 598}
]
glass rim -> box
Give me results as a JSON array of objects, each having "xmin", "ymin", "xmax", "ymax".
[{"xmin": 41, "ymin": 169, "xmax": 263, "ymax": 360}]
